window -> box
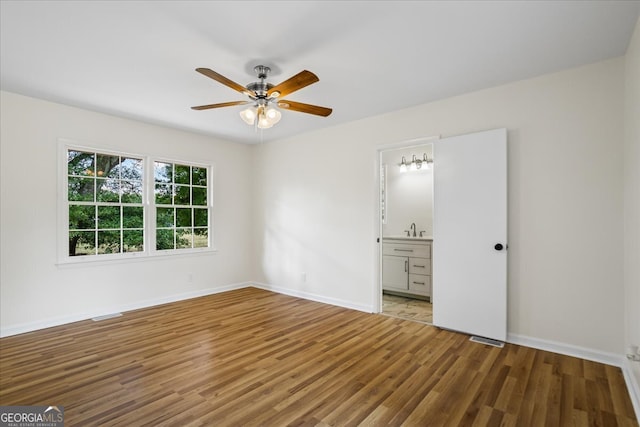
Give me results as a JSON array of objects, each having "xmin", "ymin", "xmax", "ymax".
[
  {"xmin": 154, "ymin": 161, "xmax": 209, "ymax": 251},
  {"xmin": 62, "ymin": 143, "xmax": 212, "ymax": 262},
  {"xmin": 67, "ymin": 150, "xmax": 144, "ymax": 256}
]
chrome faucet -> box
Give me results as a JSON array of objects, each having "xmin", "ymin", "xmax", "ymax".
[{"xmin": 410, "ymin": 223, "xmax": 416, "ymax": 237}]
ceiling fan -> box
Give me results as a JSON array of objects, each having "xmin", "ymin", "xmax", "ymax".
[{"xmin": 191, "ymin": 65, "xmax": 332, "ymax": 129}]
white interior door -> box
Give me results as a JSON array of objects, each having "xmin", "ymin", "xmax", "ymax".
[{"xmin": 432, "ymin": 128, "xmax": 507, "ymax": 341}]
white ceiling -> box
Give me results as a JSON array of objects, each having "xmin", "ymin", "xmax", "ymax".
[{"xmin": 1, "ymin": 1, "xmax": 639, "ymax": 144}]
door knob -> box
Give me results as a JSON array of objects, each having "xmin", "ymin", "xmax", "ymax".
[{"xmin": 494, "ymin": 243, "xmax": 504, "ymax": 251}]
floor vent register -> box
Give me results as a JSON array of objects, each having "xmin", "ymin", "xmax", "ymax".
[{"xmin": 470, "ymin": 335, "xmax": 505, "ymax": 348}]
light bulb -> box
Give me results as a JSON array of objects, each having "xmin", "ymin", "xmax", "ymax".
[
  {"xmin": 423, "ymin": 153, "xmax": 431, "ymax": 169},
  {"xmin": 399, "ymin": 156, "xmax": 408, "ymax": 173},
  {"xmin": 410, "ymin": 155, "xmax": 418, "ymax": 171}
]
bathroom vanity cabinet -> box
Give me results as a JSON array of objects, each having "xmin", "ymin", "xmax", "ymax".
[{"xmin": 382, "ymin": 238, "xmax": 432, "ymax": 300}]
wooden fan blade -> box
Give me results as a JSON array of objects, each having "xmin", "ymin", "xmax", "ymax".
[
  {"xmin": 267, "ymin": 70, "xmax": 319, "ymax": 98},
  {"xmin": 191, "ymin": 100, "xmax": 250, "ymax": 110},
  {"xmin": 195, "ymin": 68, "xmax": 254, "ymax": 96},
  {"xmin": 277, "ymin": 100, "xmax": 332, "ymax": 117}
]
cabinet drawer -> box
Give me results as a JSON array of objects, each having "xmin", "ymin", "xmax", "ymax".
[
  {"xmin": 409, "ymin": 257, "xmax": 431, "ymax": 275},
  {"xmin": 383, "ymin": 243, "xmax": 431, "ymax": 258},
  {"xmin": 409, "ymin": 274, "xmax": 431, "ymax": 296}
]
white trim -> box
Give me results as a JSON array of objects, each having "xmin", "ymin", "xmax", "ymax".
[
  {"xmin": 251, "ymin": 282, "xmax": 375, "ymax": 314},
  {"xmin": 507, "ymin": 333, "xmax": 624, "ymax": 366},
  {"xmin": 0, "ymin": 281, "xmax": 250, "ymax": 338},
  {"xmin": 57, "ymin": 139, "xmax": 216, "ymax": 264},
  {"xmin": 622, "ymin": 358, "xmax": 640, "ymax": 421},
  {"xmin": 374, "ymin": 135, "xmax": 441, "ymax": 314}
]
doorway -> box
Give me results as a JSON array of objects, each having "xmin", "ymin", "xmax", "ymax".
[
  {"xmin": 377, "ymin": 128, "xmax": 507, "ymax": 341},
  {"xmin": 379, "ymin": 141, "xmax": 434, "ymax": 324}
]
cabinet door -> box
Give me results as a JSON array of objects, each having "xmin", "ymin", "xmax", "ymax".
[{"xmin": 382, "ymin": 255, "xmax": 408, "ymax": 290}]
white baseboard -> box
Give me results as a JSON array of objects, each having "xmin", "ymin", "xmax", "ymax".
[
  {"xmin": 622, "ymin": 358, "xmax": 640, "ymax": 421},
  {"xmin": 0, "ymin": 281, "xmax": 251, "ymax": 338},
  {"xmin": 507, "ymin": 333, "xmax": 624, "ymax": 366},
  {"xmin": 508, "ymin": 333, "xmax": 640, "ymax": 420},
  {"xmin": 250, "ymin": 282, "xmax": 375, "ymax": 314}
]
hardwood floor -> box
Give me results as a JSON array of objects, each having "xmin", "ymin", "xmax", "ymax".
[{"xmin": 1, "ymin": 287, "xmax": 637, "ymax": 426}]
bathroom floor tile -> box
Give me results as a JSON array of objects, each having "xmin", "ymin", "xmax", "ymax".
[{"xmin": 382, "ymin": 293, "xmax": 432, "ymax": 324}]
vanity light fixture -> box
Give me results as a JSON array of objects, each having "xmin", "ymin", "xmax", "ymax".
[{"xmin": 399, "ymin": 153, "xmax": 433, "ymax": 172}]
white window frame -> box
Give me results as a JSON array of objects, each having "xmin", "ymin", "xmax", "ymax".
[{"xmin": 57, "ymin": 139, "xmax": 216, "ymax": 265}]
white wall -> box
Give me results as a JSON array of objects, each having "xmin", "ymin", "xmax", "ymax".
[
  {"xmin": 0, "ymin": 91, "xmax": 254, "ymax": 335},
  {"xmin": 0, "ymin": 52, "xmax": 632, "ymax": 363},
  {"xmin": 624, "ymin": 17, "xmax": 640, "ymax": 397},
  {"xmin": 381, "ymin": 145, "xmax": 433, "ymax": 238},
  {"xmin": 253, "ymin": 57, "xmax": 625, "ymax": 355}
]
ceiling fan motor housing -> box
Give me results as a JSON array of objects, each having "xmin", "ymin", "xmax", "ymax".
[
  {"xmin": 248, "ymin": 65, "xmax": 275, "ymax": 100},
  {"xmin": 247, "ymin": 81, "xmax": 274, "ymax": 100}
]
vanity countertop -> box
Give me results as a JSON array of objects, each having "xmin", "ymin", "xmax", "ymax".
[{"xmin": 384, "ymin": 235, "xmax": 433, "ymax": 241}]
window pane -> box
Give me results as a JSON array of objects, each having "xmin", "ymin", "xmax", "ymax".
[
  {"xmin": 175, "ymin": 164, "xmax": 190, "ymax": 184},
  {"xmin": 120, "ymin": 158, "xmax": 143, "ymax": 181},
  {"xmin": 68, "ymin": 176, "xmax": 95, "ymax": 202},
  {"xmin": 69, "ymin": 205, "xmax": 96, "ymax": 230},
  {"xmin": 192, "ymin": 187, "xmax": 207, "ymax": 206},
  {"xmin": 97, "ymin": 178, "xmax": 120, "ymax": 202},
  {"xmin": 66, "ymin": 148, "xmax": 149, "ymax": 259},
  {"xmin": 122, "ymin": 180, "xmax": 142, "ymax": 203},
  {"xmin": 69, "ymin": 231, "xmax": 95, "ymax": 256},
  {"xmin": 123, "ymin": 206, "xmax": 143, "ymax": 228},
  {"xmin": 98, "ymin": 230, "xmax": 121, "ymax": 254},
  {"xmin": 175, "ymin": 185, "xmax": 190, "ymax": 205},
  {"xmin": 155, "ymin": 184, "xmax": 172, "ymax": 204},
  {"xmin": 156, "ymin": 229, "xmax": 175, "ymax": 250},
  {"xmin": 194, "ymin": 208, "xmax": 208, "ymax": 227},
  {"xmin": 96, "ymin": 154, "xmax": 120, "ymax": 178},
  {"xmin": 194, "ymin": 228, "xmax": 208, "ymax": 248},
  {"xmin": 192, "ymin": 167, "xmax": 207, "ymax": 186},
  {"xmin": 176, "ymin": 208, "xmax": 192, "ymax": 227},
  {"xmin": 154, "ymin": 162, "xmax": 172, "ymax": 183},
  {"xmin": 176, "ymin": 229, "xmax": 192, "ymax": 249},
  {"xmin": 98, "ymin": 206, "xmax": 120, "ymax": 229},
  {"xmin": 156, "ymin": 207, "xmax": 174, "ymax": 227},
  {"xmin": 123, "ymin": 230, "xmax": 143, "ymax": 252},
  {"xmin": 68, "ymin": 151, "xmax": 95, "ymax": 176}
]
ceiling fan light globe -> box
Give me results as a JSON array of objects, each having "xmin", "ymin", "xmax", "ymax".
[
  {"xmin": 257, "ymin": 116, "xmax": 273, "ymax": 129},
  {"xmin": 265, "ymin": 107, "xmax": 282, "ymax": 124},
  {"xmin": 239, "ymin": 107, "xmax": 256, "ymax": 125}
]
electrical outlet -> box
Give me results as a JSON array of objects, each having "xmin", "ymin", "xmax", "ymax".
[
  {"xmin": 301, "ymin": 272, "xmax": 307, "ymax": 283},
  {"xmin": 187, "ymin": 273, "xmax": 193, "ymax": 283}
]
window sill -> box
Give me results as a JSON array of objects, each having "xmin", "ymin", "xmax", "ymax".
[{"xmin": 56, "ymin": 247, "xmax": 218, "ymax": 268}]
